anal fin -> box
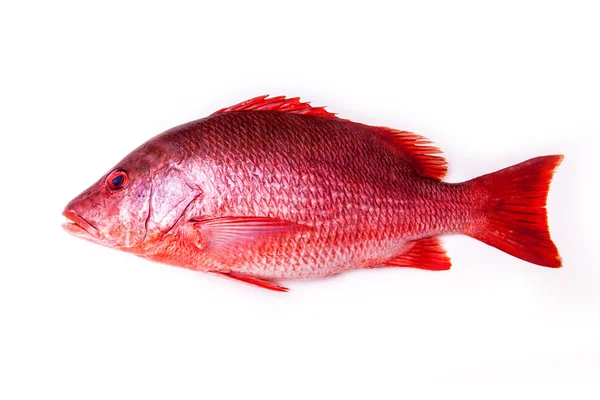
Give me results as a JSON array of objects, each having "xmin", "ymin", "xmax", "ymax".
[
  {"xmin": 384, "ymin": 237, "xmax": 451, "ymax": 271},
  {"xmin": 212, "ymin": 271, "xmax": 289, "ymax": 292}
]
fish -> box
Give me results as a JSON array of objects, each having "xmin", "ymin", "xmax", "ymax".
[{"xmin": 62, "ymin": 95, "xmax": 563, "ymax": 292}]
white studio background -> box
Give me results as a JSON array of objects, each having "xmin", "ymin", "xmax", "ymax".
[{"xmin": 0, "ymin": 1, "xmax": 598, "ymax": 399}]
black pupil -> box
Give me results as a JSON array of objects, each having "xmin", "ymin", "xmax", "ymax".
[{"xmin": 111, "ymin": 174, "xmax": 125, "ymax": 187}]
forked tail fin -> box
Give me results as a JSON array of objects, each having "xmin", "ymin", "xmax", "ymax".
[{"xmin": 466, "ymin": 155, "xmax": 564, "ymax": 267}]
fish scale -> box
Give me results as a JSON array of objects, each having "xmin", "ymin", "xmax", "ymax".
[
  {"xmin": 63, "ymin": 95, "xmax": 563, "ymax": 291},
  {"xmin": 171, "ymin": 111, "xmax": 471, "ymax": 279}
]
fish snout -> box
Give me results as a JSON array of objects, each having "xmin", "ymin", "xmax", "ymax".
[{"xmin": 62, "ymin": 208, "xmax": 102, "ymax": 241}]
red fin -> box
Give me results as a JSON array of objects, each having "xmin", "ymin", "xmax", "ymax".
[
  {"xmin": 191, "ymin": 216, "xmax": 310, "ymax": 251},
  {"xmin": 212, "ymin": 271, "xmax": 289, "ymax": 292},
  {"xmin": 366, "ymin": 126, "xmax": 447, "ymax": 180},
  {"xmin": 384, "ymin": 237, "xmax": 451, "ymax": 270},
  {"xmin": 213, "ymin": 95, "xmax": 338, "ymax": 119},
  {"xmin": 466, "ymin": 155, "xmax": 564, "ymax": 267}
]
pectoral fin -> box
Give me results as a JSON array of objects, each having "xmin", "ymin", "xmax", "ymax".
[{"xmin": 190, "ymin": 216, "xmax": 310, "ymax": 252}]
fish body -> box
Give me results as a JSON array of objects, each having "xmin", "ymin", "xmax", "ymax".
[{"xmin": 63, "ymin": 96, "xmax": 563, "ymax": 291}]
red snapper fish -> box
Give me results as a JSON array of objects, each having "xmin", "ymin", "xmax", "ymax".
[{"xmin": 63, "ymin": 95, "xmax": 563, "ymax": 291}]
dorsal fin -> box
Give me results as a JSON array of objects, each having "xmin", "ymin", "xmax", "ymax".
[
  {"xmin": 365, "ymin": 126, "xmax": 447, "ymax": 180},
  {"xmin": 212, "ymin": 95, "xmax": 338, "ymax": 118},
  {"xmin": 213, "ymin": 95, "xmax": 447, "ymax": 180}
]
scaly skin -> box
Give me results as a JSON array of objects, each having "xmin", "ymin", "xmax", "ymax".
[
  {"xmin": 139, "ymin": 111, "xmax": 479, "ymax": 279},
  {"xmin": 64, "ymin": 96, "xmax": 561, "ymax": 289}
]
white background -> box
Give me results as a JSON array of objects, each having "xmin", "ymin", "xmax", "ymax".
[{"xmin": 1, "ymin": 1, "xmax": 598, "ymax": 399}]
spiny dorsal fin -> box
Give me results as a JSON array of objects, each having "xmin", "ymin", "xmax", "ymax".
[
  {"xmin": 212, "ymin": 95, "xmax": 338, "ymax": 118},
  {"xmin": 214, "ymin": 95, "xmax": 447, "ymax": 180}
]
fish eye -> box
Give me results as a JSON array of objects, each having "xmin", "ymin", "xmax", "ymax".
[{"xmin": 106, "ymin": 169, "xmax": 129, "ymax": 191}]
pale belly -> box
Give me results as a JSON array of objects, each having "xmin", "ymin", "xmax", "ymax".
[{"xmin": 221, "ymin": 235, "xmax": 414, "ymax": 280}]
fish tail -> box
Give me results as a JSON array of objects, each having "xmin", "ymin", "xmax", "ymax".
[{"xmin": 465, "ymin": 155, "xmax": 564, "ymax": 267}]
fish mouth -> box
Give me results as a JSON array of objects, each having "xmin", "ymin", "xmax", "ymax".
[{"xmin": 62, "ymin": 209, "xmax": 101, "ymax": 241}]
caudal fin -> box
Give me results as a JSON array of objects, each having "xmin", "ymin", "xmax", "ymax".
[{"xmin": 466, "ymin": 155, "xmax": 563, "ymax": 267}]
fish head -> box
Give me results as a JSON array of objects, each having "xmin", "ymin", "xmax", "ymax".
[{"xmin": 62, "ymin": 139, "xmax": 202, "ymax": 252}]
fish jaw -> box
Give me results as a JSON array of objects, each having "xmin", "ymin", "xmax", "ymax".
[{"xmin": 62, "ymin": 209, "xmax": 103, "ymax": 244}]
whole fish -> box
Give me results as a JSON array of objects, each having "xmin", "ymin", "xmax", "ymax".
[{"xmin": 63, "ymin": 95, "xmax": 563, "ymax": 291}]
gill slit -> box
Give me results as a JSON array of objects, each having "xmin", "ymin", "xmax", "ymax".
[
  {"xmin": 142, "ymin": 182, "xmax": 154, "ymax": 242},
  {"xmin": 162, "ymin": 184, "xmax": 204, "ymax": 237}
]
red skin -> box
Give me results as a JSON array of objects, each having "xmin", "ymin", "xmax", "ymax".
[{"xmin": 63, "ymin": 96, "xmax": 562, "ymax": 290}]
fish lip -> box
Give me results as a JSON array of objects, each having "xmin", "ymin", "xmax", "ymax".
[{"xmin": 62, "ymin": 209, "xmax": 100, "ymax": 239}]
